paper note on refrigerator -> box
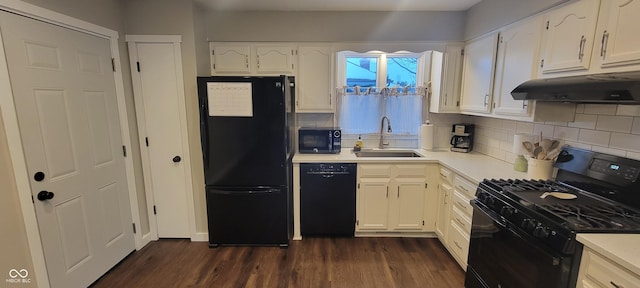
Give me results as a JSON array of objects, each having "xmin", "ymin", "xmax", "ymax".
[{"xmin": 207, "ymin": 82, "xmax": 253, "ymax": 117}]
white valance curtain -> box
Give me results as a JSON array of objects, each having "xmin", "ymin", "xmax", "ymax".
[{"xmin": 337, "ymin": 87, "xmax": 424, "ymax": 136}]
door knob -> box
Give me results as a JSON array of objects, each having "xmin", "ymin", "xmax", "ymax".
[
  {"xmin": 172, "ymin": 156, "xmax": 182, "ymax": 163},
  {"xmin": 37, "ymin": 190, "xmax": 54, "ymax": 201}
]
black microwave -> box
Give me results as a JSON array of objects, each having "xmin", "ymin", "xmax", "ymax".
[{"xmin": 298, "ymin": 127, "xmax": 341, "ymax": 154}]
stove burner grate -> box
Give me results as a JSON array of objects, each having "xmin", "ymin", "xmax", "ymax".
[{"xmin": 541, "ymin": 204, "xmax": 640, "ymax": 230}]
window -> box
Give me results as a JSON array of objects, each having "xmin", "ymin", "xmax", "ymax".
[{"xmin": 337, "ymin": 51, "xmax": 428, "ymax": 138}]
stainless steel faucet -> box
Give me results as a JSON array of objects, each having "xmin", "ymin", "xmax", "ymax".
[{"xmin": 379, "ymin": 116, "xmax": 392, "ymax": 149}]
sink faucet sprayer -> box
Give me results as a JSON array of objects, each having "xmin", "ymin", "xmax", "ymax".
[{"xmin": 379, "ymin": 116, "xmax": 392, "ymax": 149}]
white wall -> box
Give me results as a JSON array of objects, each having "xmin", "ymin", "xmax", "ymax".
[
  {"xmin": 204, "ymin": 11, "xmax": 466, "ymax": 42},
  {"xmin": 464, "ymin": 0, "xmax": 568, "ymax": 40}
]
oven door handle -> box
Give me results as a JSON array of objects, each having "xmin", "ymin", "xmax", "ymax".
[{"xmin": 471, "ymin": 200, "xmax": 564, "ymax": 266}]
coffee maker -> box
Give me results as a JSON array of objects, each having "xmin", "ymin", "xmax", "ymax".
[{"xmin": 450, "ymin": 124, "xmax": 474, "ymax": 153}]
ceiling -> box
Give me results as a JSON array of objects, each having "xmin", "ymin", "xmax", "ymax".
[{"xmin": 195, "ymin": 0, "xmax": 483, "ymax": 12}]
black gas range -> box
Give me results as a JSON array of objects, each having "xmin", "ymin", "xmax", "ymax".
[{"xmin": 465, "ymin": 147, "xmax": 640, "ymax": 288}]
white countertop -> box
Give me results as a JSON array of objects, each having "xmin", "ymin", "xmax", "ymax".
[
  {"xmin": 294, "ymin": 148, "xmax": 640, "ymax": 274},
  {"xmin": 576, "ymin": 234, "xmax": 640, "ymax": 276},
  {"xmin": 293, "ymin": 148, "xmax": 528, "ymax": 184}
]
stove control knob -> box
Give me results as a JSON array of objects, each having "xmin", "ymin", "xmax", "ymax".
[
  {"xmin": 533, "ymin": 226, "xmax": 550, "ymax": 238},
  {"xmin": 500, "ymin": 206, "xmax": 515, "ymax": 217},
  {"xmin": 522, "ymin": 219, "xmax": 537, "ymax": 230},
  {"xmin": 478, "ymin": 192, "xmax": 488, "ymax": 202},
  {"xmin": 485, "ymin": 195, "xmax": 496, "ymax": 206}
]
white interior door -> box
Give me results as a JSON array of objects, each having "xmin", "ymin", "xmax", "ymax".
[
  {"xmin": 0, "ymin": 11, "xmax": 134, "ymax": 288},
  {"xmin": 127, "ymin": 38, "xmax": 192, "ymax": 238}
]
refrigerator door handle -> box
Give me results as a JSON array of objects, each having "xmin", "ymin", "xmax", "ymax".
[
  {"xmin": 208, "ymin": 187, "xmax": 282, "ymax": 195},
  {"xmin": 200, "ymin": 102, "xmax": 209, "ymax": 170}
]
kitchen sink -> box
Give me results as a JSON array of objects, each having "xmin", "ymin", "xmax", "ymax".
[{"xmin": 354, "ymin": 149, "xmax": 423, "ymax": 158}]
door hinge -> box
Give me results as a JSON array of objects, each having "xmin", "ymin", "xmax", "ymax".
[
  {"xmin": 425, "ymin": 183, "xmax": 428, "ymax": 189},
  {"xmin": 356, "ymin": 220, "xmax": 359, "ymax": 226},
  {"xmin": 456, "ymin": 101, "xmax": 460, "ymax": 107},
  {"xmin": 111, "ymin": 58, "xmax": 116, "ymax": 72},
  {"xmin": 357, "ymin": 183, "xmax": 360, "ymax": 189},
  {"xmin": 136, "ymin": 61, "xmax": 141, "ymax": 72},
  {"xmin": 546, "ymin": 21, "xmax": 549, "ymax": 30},
  {"xmin": 122, "ymin": 145, "xmax": 127, "ymax": 157},
  {"xmin": 422, "ymin": 220, "xmax": 425, "ymax": 226},
  {"xmin": 132, "ymin": 223, "xmax": 137, "ymax": 234},
  {"xmin": 460, "ymin": 49, "xmax": 465, "ymax": 56},
  {"xmin": 213, "ymin": 63, "xmax": 216, "ymax": 70},
  {"xmin": 145, "ymin": 137, "xmax": 149, "ymax": 147},
  {"xmin": 153, "ymin": 205, "xmax": 157, "ymax": 215},
  {"xmin": 493, "ymin": 102, "xmax": 496, "ymax": 109},
  {"xmin": 540, "ymin": 59, "xmax": 545, "ymax": 68},
  {"xmin": 31, "ymin": 195, "xmax": 34, "ymax": 203},
  {"xmin": 211, "ymin": 49, "xmax": 215, "ymax": 55}
]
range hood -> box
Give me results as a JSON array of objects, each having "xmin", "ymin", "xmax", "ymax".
[{"xmin": 511, "ymin": 71, "xmax": 640, "ymax": 104}]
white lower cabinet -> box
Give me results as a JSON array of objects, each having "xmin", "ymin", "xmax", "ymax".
[
  {"xmin": 435, "ymin": 167, "xmax": 477, "ymax": 270},
  {"xmin": 356, "ymin": 164, "xmax": 438, "ymax": 233},
  {"xmin": 577, "ymin": 247, "xmax": 640, "ymax": 288}
]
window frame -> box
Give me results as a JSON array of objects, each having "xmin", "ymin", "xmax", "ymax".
[{"xmin": 336, "ymin": 50, "xmax": 430, "ymax": 138}]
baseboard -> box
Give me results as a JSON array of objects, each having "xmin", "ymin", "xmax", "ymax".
[{"xmin": 191, "ymin": 232, "xmax": 208, "ymax": 242}]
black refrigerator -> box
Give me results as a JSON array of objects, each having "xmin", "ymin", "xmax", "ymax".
[{"xmin": 197, "ymin": 75, "xmax": 295, "ymax": 247}]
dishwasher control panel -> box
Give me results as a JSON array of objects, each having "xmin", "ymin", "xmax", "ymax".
[{"xmin": 302, "ymin": 163, "xmax": 356, "ymax": 175}]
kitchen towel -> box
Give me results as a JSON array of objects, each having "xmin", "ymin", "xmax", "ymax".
[{"xmin": 420, "ymin": 123, "xmax": 434, "ymax": 150}]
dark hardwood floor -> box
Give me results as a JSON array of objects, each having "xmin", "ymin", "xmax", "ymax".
[{"xmin": 91, "ymin": 237, "xmax": 465, "ymax": 288}]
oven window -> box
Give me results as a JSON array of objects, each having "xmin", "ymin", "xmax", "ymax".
[{"xmin": 466, "ymin": 203, "xmax": 572, "ymax": 288}]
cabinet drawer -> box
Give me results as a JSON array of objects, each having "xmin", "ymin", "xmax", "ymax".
[
  {"xmin": 395, "ymin": 164, "xmax": 426, "ymax": 177},
  {"xmin": 454, "ymin": 176, "xmax": 476, "ymax": 198},
  {"xmin": 447, "ymin": 223, "xmax": 470, "ymax": 266},
  {"xmin": 452, "ymin": 191, "xmax": 474, "ymax": 217},
  {"xmin": 358, "ymin": 164, "xmax": 392, "ymax": 177},
  {"xmin": 582, "ymin": 249, "xmax": 640, "ymax": 288},
  {"xmin": 451, "ymin": 206, "xmax": 472, "ymax": 235},
  {"xmin": 439, "ymin": 167, "xmax": 453, "ymax": 184}
]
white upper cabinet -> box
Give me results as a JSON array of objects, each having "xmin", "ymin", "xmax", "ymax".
[
  {"xmin": 493, "ymin": 17, "xmax": 543, "ymax": 117},
  {"xmin": 210, "ymin": 44, "xmax": 251, "ymax": 74},
  {"xmin": 460, "ymin": 33, "xmax": 499, "ymax": 114},
  {"xmin": 254, "ymin": 45, "xmax": 296, "ymax": 74},
  {"xmin": 539, "ymin": 0, "xmax": 601, "ymax": 75},
  {"xmin": 296, "ymin": 46, "xmax": 334, "ymax": 113},
  {"xmin": 210, "ymin": 43, "xmax": 296, "ymax": 75},
  {"xmin": 430, "ymin": 44, "xmax": 463, "ymax": 114},
  {"xmin": 592, "ymin": 0, "xmax": 640, "ymax": 71}
]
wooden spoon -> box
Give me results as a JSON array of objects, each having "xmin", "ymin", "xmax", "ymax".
[{"xmin": 522, "ymin": 141, "xmax": 534, "ymax": 156}]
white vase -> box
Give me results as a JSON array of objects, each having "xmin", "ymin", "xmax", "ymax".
[{"xmin": 527, "ymin": 158, "xmax": 554, "ymax": 180}]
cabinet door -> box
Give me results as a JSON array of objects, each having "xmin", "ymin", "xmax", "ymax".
[
  {"xmin": 540, "ymin": 0, "xmax": 600, "ymax": 74},
  {"xmin": 357, "ymin": 178, "xmax": 390, "ymax": 231},
  {"xmin": 435, "ymin": 183, "xmax": 452, "ymax": 241},
  {"xmin": 210, "ymin": 44, "xmax": 250, "ymax": 74},
  {"xmin": 254, "ymin": 45, "xmax": 295, "ymax": 74},
  {"xmin": 460, "ymin": 33, "xmax": 498, "ymax": 114},
  {"xmin": 493, "ymin": 17, "xmax": 542, "ymax": 117},
  {"xmin": 297, "ymin": 46, "xmax": 334, "ymax": 113},
  {"xmin": 430, "ymin": 45, "xmax": 463, "ymax": 113},
  {"xmin": 597, "ymin": 0, "xmax": 640, "ymax": 68},
  {"xmin": 389, "ymin": 179, "xmax": 426, "ymax": 231}
]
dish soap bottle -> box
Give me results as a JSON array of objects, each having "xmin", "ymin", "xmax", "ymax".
[{"xmin": 355, "ymin": 135, "xmax": 363, "ymax": 151}]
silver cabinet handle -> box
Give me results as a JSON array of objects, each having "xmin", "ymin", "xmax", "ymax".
[
  {"xmin": 457, "ymin": 185, "xmax": 469, "ymax": 193},
  {"xmin": 601, "ymin": 31, "xmax": 610, "ymax": 59},
  {"xmin": 386, "ymin": 186, "xmax": 389, "ymax": 198},
  {"xmin": 610, "ymin": 281, "xmax": 624, "ymax": 288},
  {"xmin": 454, "ymin": 240, "xmax": 463, "ymax": 250},
  {"xmin": 578, "ymin": 35, "xmax": 586, "ymax": 62},
  {"xmin": 397, "ymin": 186, "xmax": 400, "ymax": 198},
  {"xmin": 455, "ymin": 217, "xmax": 466, "ymax": 227},
  {"xmin": 483, "ymin": 94, "xmax": 489, "ymax": 107}
]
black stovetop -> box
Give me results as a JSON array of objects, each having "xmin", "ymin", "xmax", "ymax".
[{"xmin": 482, "ymin": 178, "xmax": 640, "ymax": 233}]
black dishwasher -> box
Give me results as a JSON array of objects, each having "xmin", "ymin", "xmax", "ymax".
[{"xmin": 300, "ymin": 163, "xmax": 357, "ymax": 236}]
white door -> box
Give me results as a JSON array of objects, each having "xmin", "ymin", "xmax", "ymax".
[
  {"xmin": 128, "ymin": 39, "xmax": 191, "ymax": 238},
  {"xmin": 356, "ymin": 178, "xmax": 390, "ymax": 231},
  {"xmin": 460, "ymin": 33, "xmax": 498, "ymax": 114},
  {"xmin": 0, "ymin": 12, "xmax": 134, "ymax": 288},
  {"xmin": 539, "ymin": 0, "xmax": 600, "ymax": 74},
  {"xmin": 598, "ymin": 0, "xmax": 640, "ymax": 68},
  {"xmin": 493, "ymin": 17, "xmax": 542, "ymax": 117},
  {"xmin": 390, "ymin": 179, "xmax": 426, "ymax": 231},
  {"xmin": 297, "ymin": 46, "xmax": 334, "ymax": 113}
]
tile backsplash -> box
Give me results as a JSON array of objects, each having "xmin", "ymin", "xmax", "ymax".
[{"xmin": 470, "ymin": 104, "xmax": 640, "ymax": 163}]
